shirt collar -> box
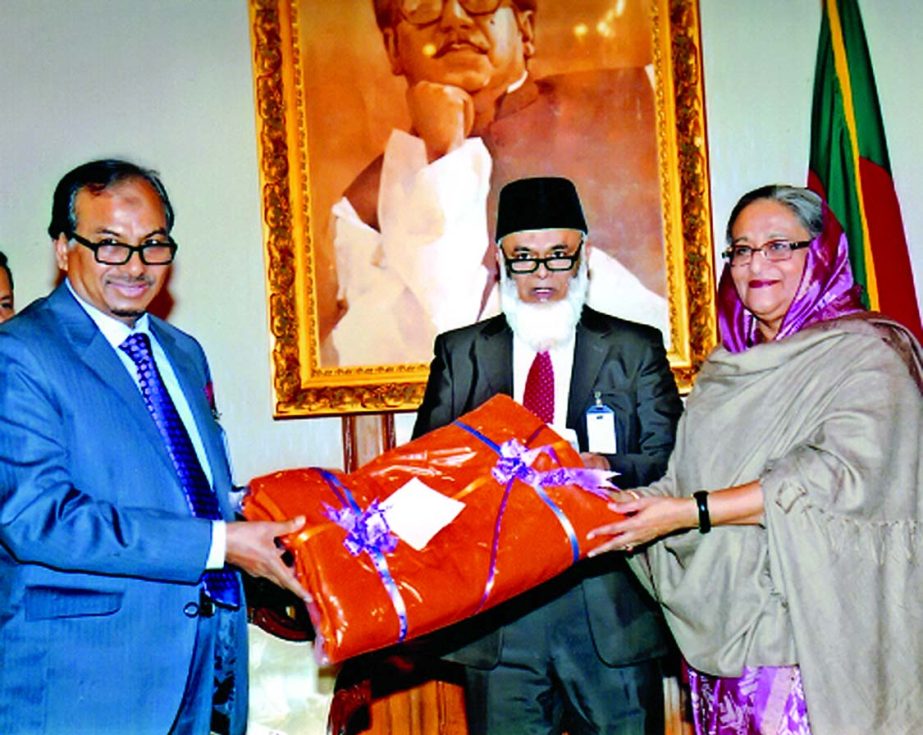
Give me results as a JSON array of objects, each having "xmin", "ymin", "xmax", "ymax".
[
  {"xmin": 512, "ymin": 330, "xmax": 576, "ymax": 361},
  {"xmin": 506, "ymin": 70, "xmax": 528, "ymax": 95}
]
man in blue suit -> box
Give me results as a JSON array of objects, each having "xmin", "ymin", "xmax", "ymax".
[{"xmin": 0, "ymin": 160, "xmax": 309, "ymax": 734}]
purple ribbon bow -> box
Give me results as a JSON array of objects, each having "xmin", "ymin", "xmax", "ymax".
[
  {"xmin": 491, "ymin": 439, "xmax": 616, "ymax": 498},
  {"xmin": 316, "ymin": 469, "xmax": 409, "ymax": 647},
  {"xmin": 324, "ymin": 499, "xmax": 399, "ymax": 557},
  {"xmin": 465, "ymin": 436, "xmax": 619, "ymax": 609},
  {"xmin": 491, "ymin": 439, "xmax": 545, "ymax": 486}
]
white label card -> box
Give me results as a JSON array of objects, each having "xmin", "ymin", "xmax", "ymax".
[
  {"xmin": 586, "ymin": 404, "xmax": 617, "ymax": 455},
  {"xmin": 381, "ymin": 477, "xmax": 466, "ymax": 551}
]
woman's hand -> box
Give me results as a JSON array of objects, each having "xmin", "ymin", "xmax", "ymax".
[
  {"xmin": 586, "ymin": 481, "xmax": 765, "ymax": 554},
  {"xmin": 587, "ymin": 493, "xmax": 697, "ymax": 555}
]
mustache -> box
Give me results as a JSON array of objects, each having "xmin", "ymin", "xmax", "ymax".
[
  {"xmin": 433, "ymin": 31, "xmax": 489, "ymax": 58},
  {"xmin": 106, "ymin": 274, "xmax": 155, "ymax": 286}
]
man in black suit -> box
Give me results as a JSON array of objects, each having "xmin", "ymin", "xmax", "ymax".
[{"xmin": 413, "ymin": 177, "xmax": 682, "ymax": 735}]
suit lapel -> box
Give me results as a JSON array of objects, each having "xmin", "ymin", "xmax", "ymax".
[
  {"xmin": 150, "ymin": 321, "xmax": 205, "ymax": 430},
  {"xmin": 151, "ymin": 321, "xmax": 231, "ymax": 505},
  {"xmin": 567, "ymin": 310, "xmax": 611, "ymax": 428},
  {"xmin": 472, "ymin": 317, "xmax": 513, "ymax": 406},
  {"xmin": 50, "ymin": 286, "xmax": 177, "ymax": 476}
]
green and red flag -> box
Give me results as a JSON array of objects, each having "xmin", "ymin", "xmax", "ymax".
[{"xmin": 808, "ymin": 0, "xmax": 922, "ymax": 339}]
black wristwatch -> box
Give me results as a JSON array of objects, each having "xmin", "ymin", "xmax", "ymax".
[{"xmin": 693, "ymin": 490, "xmax": 711, "ymax": 533}]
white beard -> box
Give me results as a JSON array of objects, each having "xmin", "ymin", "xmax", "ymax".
[{"xmin": 499, "ymin": 258, "xmax": 588, "ymax": 351}]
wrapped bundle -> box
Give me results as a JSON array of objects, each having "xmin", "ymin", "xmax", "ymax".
[{"xmin": 244, "ymin": 394, "xmax": 622, "ymax": 663}]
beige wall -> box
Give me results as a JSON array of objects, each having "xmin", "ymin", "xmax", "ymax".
[{"xmin": 1, "ymin": 1, "xmax": 920, "ymax": 732}]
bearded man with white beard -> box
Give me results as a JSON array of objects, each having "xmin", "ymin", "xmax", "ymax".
[{"xmin": 411, "ymin": 177, "xmax": 683, "ymax": 735}]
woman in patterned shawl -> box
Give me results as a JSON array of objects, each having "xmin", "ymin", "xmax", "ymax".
[{"xmin": 589, "ymin": 184, "xmax": 923, "ymax": 735}]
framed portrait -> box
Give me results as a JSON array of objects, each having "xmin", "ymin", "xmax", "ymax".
[{"xmin": 250, "ymin": 0, "xmax": 716, "ymax": 417}]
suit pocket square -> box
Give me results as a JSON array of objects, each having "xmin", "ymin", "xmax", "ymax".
[{"xmin": 25, "ymin": 585, "xmax": 124, "ymax": 621}]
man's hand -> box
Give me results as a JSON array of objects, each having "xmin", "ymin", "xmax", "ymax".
[
  {"xmin": 579, "ymin": 451, "xmax": 610, "ymax": 471},
  {"xmin": 407, "ymin": 81, "xmax": 475, "ymax": 161},
  {"xmin": 226, "ymin": 517, "xmax": 311, "ymax": 603}
]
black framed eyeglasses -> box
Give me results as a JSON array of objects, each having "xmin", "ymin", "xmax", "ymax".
[
  {"xmin": 70, "ymin": 233, "xmax": 178, "ymax": 266},
  {"xmin": 400, "ymin": 0, "xmax": 503, "ymax": 26},
  {"xmin": 503, "ymin": 243, "xmax": 583, "ymax": 275},
  {"xmin": 722, "ymin": 240, "xmax": 811, "ymax": 267}
]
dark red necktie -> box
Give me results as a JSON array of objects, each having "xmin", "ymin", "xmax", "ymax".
[{"xmin": 523, "ymin": 351, "xmax": 554, "ymax": 424}]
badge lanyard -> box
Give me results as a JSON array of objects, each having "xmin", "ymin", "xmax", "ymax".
[{"xmin": 585, "ymin": 391, "xmax": 616, "ymax": 454}]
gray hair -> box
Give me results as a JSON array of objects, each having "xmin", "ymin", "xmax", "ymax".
[{"xmin": 726, "ymin": 185, "xmax": 824, "ymax": 244}]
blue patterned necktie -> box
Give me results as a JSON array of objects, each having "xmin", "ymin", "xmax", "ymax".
[{"xmin": 120, "ymin": 332, "xmax": 240, "ymax": 608}]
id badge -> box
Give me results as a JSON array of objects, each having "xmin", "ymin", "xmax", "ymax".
[{"xmin": 586, "ymin": 391, "xmax": 616, "ymax": 454}]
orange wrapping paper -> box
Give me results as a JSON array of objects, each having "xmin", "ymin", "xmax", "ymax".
[{"xmin": 244, "ymin": 395, "xmax": 624, "ymax": 663}]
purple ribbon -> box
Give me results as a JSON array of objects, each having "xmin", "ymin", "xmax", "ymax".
[
  {"xmin": 453, "ymin": 425, "xmax": 619, "ymax": 611},
  {"xmin": 323, "ymin": 499, "xmax": 398, "ymax": 557},
  {"xmin": 490, "ymin": 439, "xmax": 545, "ymax": 486},
  {"xmin": 491, "ymin": 439, "xmax": 615, "ymax": 499},
  {"xmin": 315, "ymin": 470, "xmax": 408, "ymax": 643}
]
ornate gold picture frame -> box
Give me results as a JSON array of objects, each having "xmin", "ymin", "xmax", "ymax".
[{"xmin": 250, "ymin": 0, "xmax": 716, "ymax": 417}]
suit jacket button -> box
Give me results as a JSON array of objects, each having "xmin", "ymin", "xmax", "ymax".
[{"xmin": 183, "ymin": 602, "xmax": 199, "ymax": 618}]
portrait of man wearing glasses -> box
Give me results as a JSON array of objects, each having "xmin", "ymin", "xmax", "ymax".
[
  {"xmin": 325, "ymin": 0, "xmax": 669, "ymax": 365},
  {"xmin": 408, "ymin": 176, "xmax": 681, "ymax": 735}
]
